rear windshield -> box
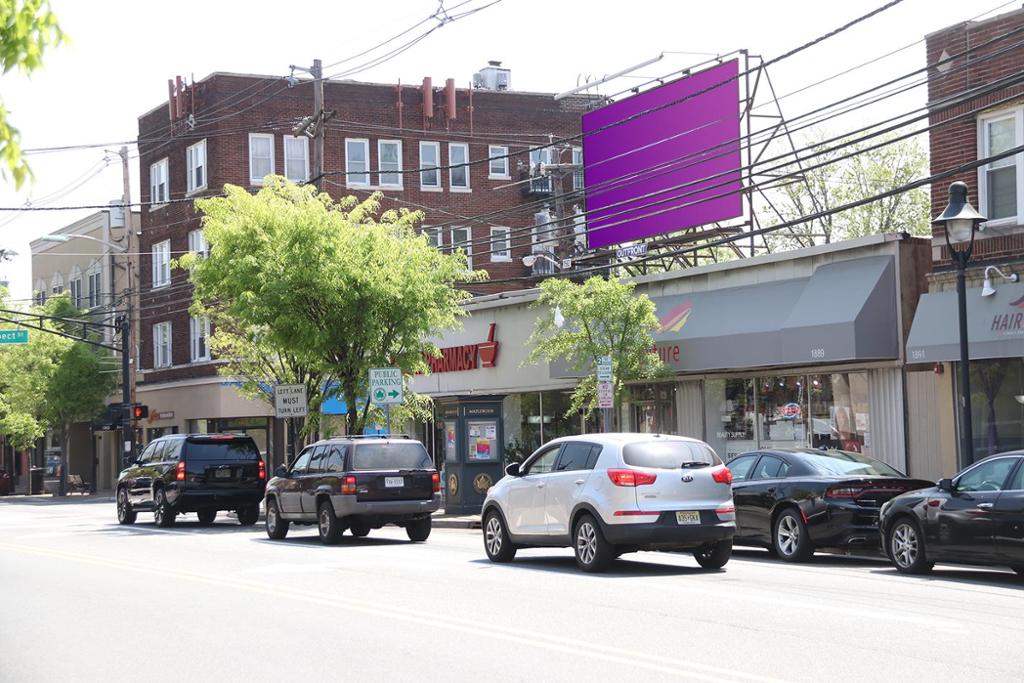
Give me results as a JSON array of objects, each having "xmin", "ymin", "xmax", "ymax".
[
  {"xmin": 799, "ymin": 450, "xmax": 903, "ymax": 477},
  {"xmin": 622, "ymin": 441, "xmax": 722, "ymax": 469},
  {"xmin": 184, "ymin": 438, "xmax": 261, "ymax": 461},
  {"xmin": 352, "ymin": 442, "xmax": 432, "ymax": 471}
]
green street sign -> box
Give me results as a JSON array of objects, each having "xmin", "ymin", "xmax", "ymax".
[{"xmin": 0, "ymin": 329, "xmax": 29, "ymax": 345}]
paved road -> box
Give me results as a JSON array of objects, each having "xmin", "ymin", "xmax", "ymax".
[{"xmin": 1, "ymin": 498, "xmax": 1022, "ymax": 682}]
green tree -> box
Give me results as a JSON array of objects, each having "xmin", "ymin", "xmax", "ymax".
[
  {"xmin": 1, "ymin": 0, "xmax": 66, "ymax": 188},
  {"xmin": 763, "ymin": 130, "xmax": 930, "ymax": 249},
  {"xmin": 526, "ymin": 276, "xmax": 664, "ymax": 420},
  {"xmin": 185, "ymin": 178, "xmax": 483, "ymax": 436}
]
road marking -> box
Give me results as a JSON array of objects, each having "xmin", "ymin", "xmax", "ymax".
[{"xmin": 0, "ymin": 541, "xmax": 781, "ymax": 683}]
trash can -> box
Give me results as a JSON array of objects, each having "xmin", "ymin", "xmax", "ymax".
[
  {"xmin": 30, "ymin": 467, "xmax": 44, "ymax": 495},
  {"xmin": 0, "ymin": 469, "xmax": 11, "ymax": 496}
]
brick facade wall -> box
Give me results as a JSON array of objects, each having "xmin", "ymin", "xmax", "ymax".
[{"xmin": 136, "ymin": 73, "xmax": 589, "ymax": 383}]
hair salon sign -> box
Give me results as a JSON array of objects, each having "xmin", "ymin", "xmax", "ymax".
[{"xmin": 425, "ymin": 323, "xmax": 499, "ymax": 373}]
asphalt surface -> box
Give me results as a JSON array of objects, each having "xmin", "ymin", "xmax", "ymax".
[{"xmin": 1, "ymin": 498, "xmax": 1022, "ymax": 682}]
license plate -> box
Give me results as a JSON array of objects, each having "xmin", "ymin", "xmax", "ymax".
[
  {"xmin": 214, "ymin": 468, "xmax": 232, "ymax": 479},
  {"xmin": 676, "ymin": 511, "xmax": 701, "ymax": 525},
  {"xmin": 384, "ymin": 476, "xmax": 404, "ymax": 488}
]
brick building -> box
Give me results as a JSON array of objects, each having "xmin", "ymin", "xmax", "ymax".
[
  {"xmin": 904, "ymin": 8, "xmax": 1024, "ymax": 472},
  {"xmin": 134, "ymin": 67, "xmax": 591, "ymax": 462}
]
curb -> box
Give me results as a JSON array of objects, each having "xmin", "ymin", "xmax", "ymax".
[{"xmin": 432, "ymin": 516, "xmax": 482, "ymax": 529}]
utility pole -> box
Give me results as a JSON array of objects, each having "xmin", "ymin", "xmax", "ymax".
[
  {"xmin": 118, "ymin": 146, "xmax": 137, "ymax": 464},
  {"xmin": 119, "ymin": 314, "xmax": 133, "ymax": 465},
  {"xmin": 311, "ymin": 59, "xmax": 324, "ymax": 191}
]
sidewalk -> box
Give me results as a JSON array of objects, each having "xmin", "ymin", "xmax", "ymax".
[{"xmin": 431, "ymin": 510, "xmax": 481, "ymax": 529}]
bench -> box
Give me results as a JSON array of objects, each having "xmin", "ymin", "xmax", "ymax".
[{"xmin": 67, "ymin": 474, "xmax": 90, "ymax": 494}]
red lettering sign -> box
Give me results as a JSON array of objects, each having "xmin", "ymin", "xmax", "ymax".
[{"xmin": 424, "ymin": 324, "xmax": 499, "ymax": 373}]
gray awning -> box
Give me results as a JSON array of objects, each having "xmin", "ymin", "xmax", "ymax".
[{"xmin": 906, "ymin": 282, "xmax": 1024, "ymax": 362}]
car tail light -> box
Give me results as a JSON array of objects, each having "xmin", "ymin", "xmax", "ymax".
[
  {"xmin": 612, "ymin": 510, "xmax": 660, "ymax": 517},
  {"xmin": 341, "ymin": 475, "xmax": 357, "ymax": 495},
  {"xmin": 711, "ymin": 467, "xmax": 733, "ymax": 485},
  {"xmin": 258, "ymin": 460, "xmax": 266, "ymax": 481},
  {"xmin": 175, "ymin": 460, "xmax": 186, "ymax": 481},
  {"xmin": 715, "ymin": 506, "xmax": 736, "ymax": 520},
  {"xmin": 431, "ymin": 472, "xmax": 440, "ymax": 493},
  {"xmin": 607, "ymin": 469, "xmax": 657, "ymax": 487},
  {"xmin": 826, "ymin": 486, "xmax": 864, "ymax": 499}
]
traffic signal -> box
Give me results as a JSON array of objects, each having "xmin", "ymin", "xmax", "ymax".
[{"xmin": 133, "ymin": 404, "xmax": 149, "ymax": 419}]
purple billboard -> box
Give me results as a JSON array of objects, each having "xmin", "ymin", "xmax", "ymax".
[{"xmin": 582, "ymin": 59, "xmax": 743, "ymax": 249}]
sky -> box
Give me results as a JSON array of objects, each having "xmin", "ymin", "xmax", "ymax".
[{"xmin": 0, "ymin": 0, "xmax": 1015, "ymax": 300}]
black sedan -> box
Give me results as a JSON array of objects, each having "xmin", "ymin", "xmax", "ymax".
[
  {"xmin": 879, "ymin": 450, "xmax": 1024, "ymax": 576},
  {"xmin": 727, "ymin": 448, "xmax": 932, "ymax": 562}
]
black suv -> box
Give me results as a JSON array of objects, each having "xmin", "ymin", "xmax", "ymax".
[
  {"xmin": 116, "ymin": 434, "xmax": 266, "ymax": 527},
  {"xmin": 264, "ymin": 436, "xmax": 440, "ymax": 545}
]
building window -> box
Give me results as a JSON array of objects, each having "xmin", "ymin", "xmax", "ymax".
[
  {"xmin": 249, "ymin": 133, "xmax": 275, "ymax": 185},
  {"xmin": 978, "ymin": 110, "xmax": 1021, "ymax": 223},
  {"xmin": 488, "ymin": 145, "xmax": 509, "ymax": 179},
  {"xmin": 423, "ymin": 226, "xmax": 442, "ymax": 249},
  {"xmin": 489, "ymin": 226, "xmax": 511, "ymax": 261},
  {"xmin": 68, "ymin": 266, "xmax": 83, "ymax": 308},
  {"xmin": 152, "ymin": 240, "xmax": 171, "ymax": 288},
  {"xmin": 50, "ymin": 271, "xmax": 64, "ymax": 295},
  {"xmin": 186, "ymin": 139, "xmax": 207, "ymax": 194},
  {"xmin": 450, "ymin": 226, "xmax": 472, "ymax": 268},
  {"xmin": 190, "ymin": 315, "xmax": 210, "ymax": 362},
  {"xmin": 283, "ymin": 135, "xmax": 309, "ymax": 183},
  {"xmin": 86, "ymin": 264, "xmax": 101, "ymax": 308},
  {"xmin": 572, "ymin": 146, "xmax": 584, "ymax": 191},
  {"xmin": 345, "ymin": 138, "xmax": 370, "ymax": 187},
  {"xmin": 150, "ymin": 158, "xmax": 169, "ymax": 208},
  {"xmin": 449, "ymin": 143, "xmax": 470, "ymax": 191},
  {"xmin": 420, "ymin": 141, "xmax": 441, "ymax": 190},
  {"xmin": 35, "ymin": 279, "xmax": 47, "ymax": 305},
  {"xmin": 153, "ymin": 321, "xmax": 172, "ymax": 369},
  {"xmin": 188, "ymin": 229, "xmax": 208, "ymax": 257},
  {"xmin": 377, "ymin": 139, "xmax": 403, "ymax": 188},
  {"xmin": 964, "ymin": 358, "xmax": 1024, "ymax": 459},
  {"xmin": 529, "ymin": 147, "xmax": 553, "ymax": 192}
]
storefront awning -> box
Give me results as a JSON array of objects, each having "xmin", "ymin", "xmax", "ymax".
[{"xmin": 906, "ymin": 282, "xmax": 1024, "ymax": 362}]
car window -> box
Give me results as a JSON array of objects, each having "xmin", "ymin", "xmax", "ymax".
[
  {"xmin": 147, "ymin": 441, "xmax": 167, "ymax": 463},
  {"xmin": 622, "ymin": 440, "xmax": 721, "ymax": 468},
  {"xmin": 352, "ymin": 442, "xmax": 431, "ymax": 470},
  {"xmin": 324, "ymin": 447, "xmax": 345, "ymax": 473},
  {"xmin": 307, "ymin": 446, "xmax": 328, "ymax": 474},
  {"xmin": 524, "ymin": 446, "xmax": 561, "ymax": 475},
  {"xmin": 956, "ymin": 457, "xmax": 1018, "ymax": 492},
  {"xmin": 798, "ymin": 450, "xmax": 903, "ymax": 477},
  {"xmin": 184, "ymin": 438, "xmax": 261, "ymax": 461},
  {"xmin": 291, "ymin": 450, "xmax": 313, "ymax": 474},
  {"xmin": 138, "ymin": 441, "xmax": 158, "ymax": 463},
  {"xmin": 728, "ymin": 455, "xmax": 759, "ymax": 482},
  {"xmin": 585, "ymin": 445, "xmax": 603, "ymax": 470},
  {"xmin": 162, "ymin": 439, "xmax": 183, "ymax": 461},
  {"xmin": 751, "ymin": 455, "xmax": 789, "ymax": 480},
  {"xmin": 1008, "ymin": 461, "xmax": 1024, "ymax": 491},
  {"xmin": 557, "ymin": 442, "xmax": 597, "ymax": 472}
]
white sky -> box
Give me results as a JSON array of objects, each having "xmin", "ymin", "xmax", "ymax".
[{"xmin": 0, "ymin": 0, "xmax": 1014, "ymax": 300}]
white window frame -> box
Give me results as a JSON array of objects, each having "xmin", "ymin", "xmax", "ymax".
[
  {"xmin": 249, "ymin": 133, "xmax": 275, "ymax": 186},
  {"xmin": 419, "ymin": 141, "xmax": 441, "ymax": 191},
  {"xmin": 572, "ymin": 146, "xmax": 584, "ymax": 191},
  {"xmin": 283, "ymin": 135, "xmax": 310, "ymax": 183},
  {"xmin": 423, "ymin": 226, "xmax": 443, "ymax": 249},
  {"xmin": 86, "ymin": 262, "xmax": 102, "ymax": 308},
  {"xmin": 152, "ymin": 239, "xmax": 171, "ymax": 289},
  {"xmin": 68, "ymin": 265, "xmax": 83, "ymax": 308},
  {"xmin": 377, "ymin": 139, "xmax": 403, "ymax": 189},
  {"xmin": 345, "ymin": 138, "xmax": 371, "ymax": 188},
  {"xmin": 149, "ymin": 158, "xmax": 169, "ymax": 209},
  {"xmin": 489, "ymin": 226, "xmax": 511, "ymax": 262},
  {"xmin": 186, "ymin": 139, "xmax": 207, "ymax": 194},
  {"xmin": 977, "ymin": 107, "xmax": 1024, "ymax": 228},
  {"xmin": 190, "ymin": 315, "xmax": 211, "ymax": 362},
  {"xmin": 50, "ymin": 271, "xmax": 64, "ymax": 295},
  {"xmin": 153, "ymin": 321, "xmax": 172, "ymax": 369},
  {"xmin": 529, "ymin": 147, "xmax": 553, "ymax": 192},
  {"xmin": 450, "ymin": 226, "xmax": 472, "ymax": 268},
  {"xmin": 488, "ymin": 145, "xmax": 509, "ymax": 179},
  {"xmin": 34, "ymin": 279, "xmax": 47, "ymax": 305},
  {"xmin": 449, "ymin": 142, "xmax": 470, "ymax": 192},
  {"xmin": 188, "ymin": 229, "xmax": 208, "ymax": 257}
]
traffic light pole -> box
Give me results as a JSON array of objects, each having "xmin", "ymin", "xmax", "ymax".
[{"xmin": 121, "ymin": 314, "xmax": 134, "ymax": 466}]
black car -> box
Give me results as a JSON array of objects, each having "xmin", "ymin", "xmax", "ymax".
[
  {"xmin": 263, "ymin": 435, "xmax": 440, "ymax": 545},
  {"xmin": 116, "ymin": 434, "xmax": 266, "ymax": 527},
  {"xmin": 880, "ymin": 450, "xmax": 1024, "ymax": 576},
  {"xmin": 727, "ymin": 448, "xmax": 932, "ymax": 561}
]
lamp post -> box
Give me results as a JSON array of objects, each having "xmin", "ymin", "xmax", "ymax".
[{"xmin": 933, "ymin": 181, "xmax": 986, "ymax": 468}]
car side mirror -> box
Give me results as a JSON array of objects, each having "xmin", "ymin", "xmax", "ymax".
[
  {"xmin": 505, "ymin": 462, "xmax": 521, "ymax": 477},
  {"xmin": 274, "ymin": 465, "xmax": 289, "ymax": 478},
  {"xmin": 937, "ymin": 478, "xmax": 954, "ymax": 493}
]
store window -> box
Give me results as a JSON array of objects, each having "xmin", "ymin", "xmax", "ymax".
[
  {"xmin": 967, "ymin": 358, "xmax": 1024, "ymax": 459},
  {"xmin": 757, "ymin": 375, "xmax": 808, "ymax": 450},
  {"xmin": 632, "ymin": 384, "xmax": 677, "ymax": 435},
  {"xmin": 704, "ymin": 378, "xmax": 755, "ymax": 460},
  {"xmin": 808, "ymin": 372, "xmax": 870, "ymax": 453},
  {"xmin": 503, "ymin": 391, "xmax": 580, "ymax": 463}
]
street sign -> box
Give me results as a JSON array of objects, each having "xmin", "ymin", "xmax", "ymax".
[
  {"xmin": 596, "ymin": 355, "xmax": 613, "ymax": 382},
  {"xmin": 0, "ymin": 329, "xmax": 29, "ymax": 345},
  {"xmin": 273, "ymin": 384, "xmax": 308, "ymax": 418},
  {"xmin": 597, "ymin": 381, "xmax": 614, "ymax": 409},
  {"xmin": 369, "ymin": 367, "xmax": 403, "ymax": 405}
]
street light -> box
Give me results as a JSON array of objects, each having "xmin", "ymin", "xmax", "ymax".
[
  {"xmin": 40, "ymin": 233, "xmax": 127, "ymax": 252},
  {"xmin": 933, "ymin": 181, "xmax": 986, "ymax": 467}
]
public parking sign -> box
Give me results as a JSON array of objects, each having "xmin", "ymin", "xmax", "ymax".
[
  {"xmin": 274, "ymin": 384, "xmax": 308, "ymax": 418},
  {"xmin": 596, "ymin": 356, "xmax": 613, "ymax": 382},
  {"xmin": 369, "ymin": 367, "xmax": 403, "ymax": 405}
]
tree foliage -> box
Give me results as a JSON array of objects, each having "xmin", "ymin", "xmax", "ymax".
[
  {"xmin": 526, "ymin": 276, "xmax": 663, "ymax": 418},
  {"xmin": 185, "ymin": 178, "xmax": 483, "ymax": 436},
  {"xmin": 762, "ymin": 130, "xmax": 929, "ymax": 249},
  {"xmin": 0, "ymin": 0, "xmax": 65, "ymax": 188}
]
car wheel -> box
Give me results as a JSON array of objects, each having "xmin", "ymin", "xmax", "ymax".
[
  {"xmin": 483, "ymin": 510, "xmax": 517, "ymax": 563},
  {"xmin": 773, "ymin": 508, "xmax": 812, "ymax": 562},
  {"xmin": 574, "ymin": 514, "xmax": 613, "ymax": 573},
  {"xmin": 265, "ymin": 498, "xmax": 289, "ymax": 540},
  {"xmin": 196, "ymin": 509, "xmax": 216, "ymax": 526},
  {"xmin": 116, "ymin": 488, "xmax": 136, "ymax": 525},
  {"xmin": 406, "ymin": 517, "xmax": 431, "ymax": 542},
  {"xmin": 349, "ymin": 520, "xmax": 371, "ymax": 538},
  {"xmin": 317, "ymin": 500, "xmax": 343, "ymax": 545},
  {"xmin": 236, "ymin": 505, "xmax": 259, "ymax": 526},
  {"xmin": 887, "ymin": 518, "xmax": 933, "ymax": 575},
  {"xmin": 694, "ymin": 540, "xmax": 732, "ymax": 569},
  {"xmin": 153, "ymin": 488, "xmax": 176, "ymax": 528}
]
